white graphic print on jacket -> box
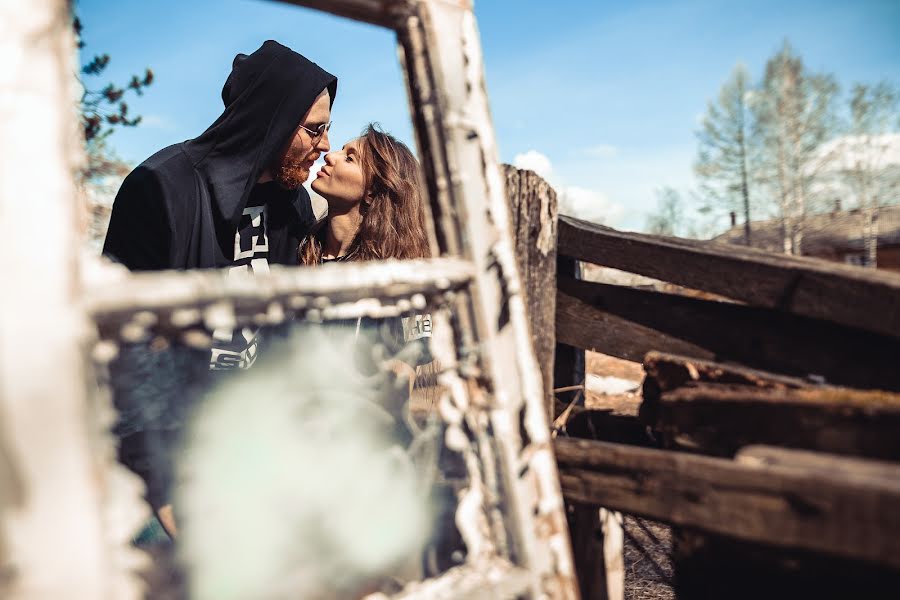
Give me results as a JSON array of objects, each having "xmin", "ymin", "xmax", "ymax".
[{"xmin": 210, "ymin": 202, "xmax": 268, "ymax": 370}]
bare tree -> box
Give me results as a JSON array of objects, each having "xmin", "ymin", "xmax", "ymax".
[
  {"xmin": 646, "ymin": 187, "xmax": 691, "ymax": 237},
  {"xmin": 74, "ymin": 16, "xmax": 154, "ymax": 246},
  {"xmin": 814, "ymin": 83, "xmax": 899, "ymax": 267},
  {"xmin": 751, "ymin": 41, "xmax": 839, "ymax": 255},
  {"xmin": 695, "ymin": 64, "xmax": 755, "ymax": 245}
]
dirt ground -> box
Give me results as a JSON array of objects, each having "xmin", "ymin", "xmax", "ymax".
[{"xmin": 622, "ymin": 516, "xmax": 674, "ymax": 600}]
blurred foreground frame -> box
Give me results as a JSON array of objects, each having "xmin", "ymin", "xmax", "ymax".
[{"xmin": 0, "ymin": 0, "xmax": 578, "ymax": 598}]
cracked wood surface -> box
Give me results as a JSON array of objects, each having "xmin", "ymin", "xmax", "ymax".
[
  {"xmin": 555, "ymin": 438, "xmax": 900, "ymax": 570},
  {"xmin": 558, "ymin": 214, "xmax": 900, "ymax": 339},
  {"xmin": 555, "ymin": 275, "xmax": 900, "ymax": 390}
]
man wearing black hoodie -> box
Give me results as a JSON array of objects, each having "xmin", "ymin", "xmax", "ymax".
[
  {"xmin": 103, "ymin": 40, "xmax": 337, "ymax": 534},
  {"xmin": 104, "ymin": 39, "xmax": 336, "ymax": 273}
]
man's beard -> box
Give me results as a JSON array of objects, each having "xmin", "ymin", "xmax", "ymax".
[{"xmin": 273, "ymin": 147, "xmax": 311, "ymax": 190}]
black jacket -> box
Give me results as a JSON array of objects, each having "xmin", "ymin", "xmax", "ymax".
[
  {"xmin": 104, "ymin": 41, "xmax": 337, "ymax": 511},
  {"xmin": 103, "ymin": 40, "xmax": 338, "ymax": 270}
]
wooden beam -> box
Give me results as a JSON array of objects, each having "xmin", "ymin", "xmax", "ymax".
[
  {"xmin": 558, "ymin": 214, "xmax": 900, "ymax": 339},
  {"xmin": 737, "ymin": 445, "xmax": 900, "ymax": 482},
  {"xmin": 642, "ymin": 351, "xmax": 812, "ymax": 394},
  {"xmin": 643, "ymin": 383, "xmax": 900, "ymax": 460},
  {"xmin": 556, "ymin": 285, "xmax": 712, "ymax": 364},
  {"xmin": 504, "ymin": 166, "xmax": 558, "ymax": 421},
  {"xmin": 553, "ymin": 259, "xmax": 586, "ymax": 418},
  {"xmin": 567, "ymin": 504, "xmax": 610, "ymax": 600},
  {"xmin": 554, "ymin": 438, "xmax": 900, "ymax": 569},
  {"xmin": 85, "ymin": 258, "xmax": 474, "ymax": 337},
  {"xmin": 0, "ymin": 1, "xmax": 148, "ymax": 597},
  {"xmin": 276, "ymin": 0, "xmax": 417, "ymax": 29},
  {"xmin": 556, "ymin": 276, "xmax": 900, "ymax": 391}
]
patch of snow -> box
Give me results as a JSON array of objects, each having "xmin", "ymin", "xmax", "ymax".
[{"xmin": 586, "ymin": 374, "xmax": 641, "ymax": 396}]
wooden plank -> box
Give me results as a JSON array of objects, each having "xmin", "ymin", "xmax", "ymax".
[
  {"xmin": 556, "ymin": 285, "xmax": 712, "ymax": 365},
  {"xmin": 86, "ymin": 258, "xmax": 474, "ymax": 338},
  {"xmin": 553, "ymin": 259, "xmax": 586, "ymax": 417},
  {"xmin": 0, "ymin": 1, "xmax": 148, "ymax": 597},
  {"xmin": 676, "ymin": 443, "xmax": 900, "ymax": 598},
  {"xmin": 567, "ymin": 503, "xmax": 609, "ymax": 600},
  {"xmin": 279, "ymin": 0, "xmax": 415, "ymax": 29},
  {"xmin": 599, "ymin": 509, "xmax": 624, "ymax": 600},
  {"xmin": 554, "ymin": 438, "xmax": 900, "ymax": 569},
  {"xmin": 670, "ymin": 527, "xmax": 900, "ymax": 600},
  {"xmin": 393, "ymin": 2, "xmax": 580, "ymax": 597},
  {"xmin": 556, "ymin": 276, "xmax": 900, "ymax": 391},
  {"xmin": 737, "ymin": 445, "xmax": 900, "ymax": 482},
  {"xmin": 558, "ymin": 214, "xmax": 900, "ymax": 339},
  {"xmin": 643, "ymin": 383, "xmax": 900, "ymax": 460},
  {"xmin": 642, "ymin": 351, "xmax": 811, "ymax": 394},
  {"xmin": 504, "ymin": 166, "xmax": 558, "ymax": 421}
]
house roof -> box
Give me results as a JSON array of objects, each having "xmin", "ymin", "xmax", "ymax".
[{"xmin": 712, "ymin": 204, "xmax": 900, "ymax": 254}]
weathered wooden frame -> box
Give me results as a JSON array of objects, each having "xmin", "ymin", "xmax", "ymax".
[{"xmin": 0, "ymin": 0, "xmax": 576, "ymax": 598}]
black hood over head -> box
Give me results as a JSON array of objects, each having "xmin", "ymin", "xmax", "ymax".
[{"xmin": 183, "ymin": 40, "xmax": 337, "ymax": 228}]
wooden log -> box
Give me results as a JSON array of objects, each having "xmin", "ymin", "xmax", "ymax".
[
  {"xmin": 736, "ymin": 445, "xmax": 900, "ymax": 482},
  {"xmin": 567, "ymin": 503, "xmax": 609, "ymax": 600},
  {"xmin": 643, "ymin": 383, "xmax": 900, "ymax": 460},
  {"xmin": 86, "ymin": 258, "xmax": 474, "ymax": 340},
  {"xmin": 556, "ymin": 276, "xmax": 900, "ymax": 391},
  {"xmin": 281, "ymin": 0, "xmax": 412, "ymax": 28},
  {"xmin": 503, "ymin": 165, "xmax": 558, "ymax": 421},
  {"xmin": 670, "ymin": 527, "xmax": 900, "ymax": 600},
  {"xmin": 553, "ymin": 260, "xmax": 586, "ymax": 418},
  {"xmin": 554, "ymin": 438, "xmax": 900, "ymax": 569},
  {"xmin": 642, "ymin": 351, "xmax": 811, "ymax": 394},
  {"xmin": 556, "ymin": 284, "xmax": 712, "ymax": 364},
  {"xmin": 557, "ymin": 214, "xmax": 900, "ymax": 339}
]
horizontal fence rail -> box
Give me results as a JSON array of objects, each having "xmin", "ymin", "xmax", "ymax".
[
  {"xmin": 558, "ymin": 214, "xmax": 900, "ymax": 339},
  {"xmin": 556, "ymin": 275, "xmax": 900, "ymax": 391},
  {"xmin": 85, "ymin": 258, "xmax": 474, "ymax": 337},
  {"xmin": 555, "ymin": 438, "xmax": 900, "ymax": 570},
  {"xmin": 639, "ymin": 351, "xmax": 900, "ymax": 461},
  {"xmin": 284, "ymin": 0, "xmax": 416, "ymax": 28}
]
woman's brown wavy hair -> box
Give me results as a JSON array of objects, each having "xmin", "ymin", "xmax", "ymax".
[{"xmin": 299, "ymin": 124, "xmax": 430, "ymax": 265}]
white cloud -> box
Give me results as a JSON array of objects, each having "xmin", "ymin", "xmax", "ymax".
[
  {"xmin": 513, "ymin": 149, "xmax": 553, "ymax": 179},
  {"xmin": 559, "ymin": 185, "xmax": 624, "ymax": 226},
  {"xmin": 512, "ymin": 149, "xmax": 624, "ymax": 226},
  {"xmin": 583, "ymin": 143, "xmax": 619, "ymax": 159},
  {"xmin": 139, "ymin": 114, "xmax": 174, "ymax": 130}
]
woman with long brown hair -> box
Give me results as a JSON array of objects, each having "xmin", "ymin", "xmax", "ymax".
[
  {"xmin": 301, "ymin": 123, "xmax": 430, "ymax": 264},
  {"xmin": 300, "ymin": 123, "xmax": 436, "ymax": 424},
  {"xmin": 300, "ymin": 125, "xmax": 460, "ymax": 582}
]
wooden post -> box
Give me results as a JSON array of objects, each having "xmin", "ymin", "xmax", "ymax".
[
  {"xmin": 553, "ymin": 256, "xmax": 584, "ymax": 420},
  {"xmin": 503, "ymin": 165, "xmax": 559, "ymax": 421},
  {"xmin": 567, "ymin": 504, "xmax": 609, "ymax": 600},
  {"xmin": 0, "ymin": 1, "xmax": 147, "ymax": 597}
]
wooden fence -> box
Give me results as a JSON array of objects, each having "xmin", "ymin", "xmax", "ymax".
[{"xmin": 504, "ymin": 165, "xmax": 900, "ymax": 600}]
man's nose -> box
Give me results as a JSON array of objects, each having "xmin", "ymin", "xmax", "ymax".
[{"xmin": 316, "ymin": 130, "xmax": 330, "ymax": 153}]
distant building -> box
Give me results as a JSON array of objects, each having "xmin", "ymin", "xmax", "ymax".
[{"xmin": 713, "ymin": 204, "xmax": 900, "ymax": 271}]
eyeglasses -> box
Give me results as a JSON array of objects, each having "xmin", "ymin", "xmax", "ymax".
[{"xmin": 298, "ymin": 121, "xmax": 332, "ymax": 140}]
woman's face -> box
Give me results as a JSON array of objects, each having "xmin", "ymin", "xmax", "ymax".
[{"xmin": 311, "ymin": 138, "xmax": 367, "ymax": 208}]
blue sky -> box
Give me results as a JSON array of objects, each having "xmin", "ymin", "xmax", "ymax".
[{"xmin": 78, "ymin": 0, "xmax": 900, "ymax": 232}]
